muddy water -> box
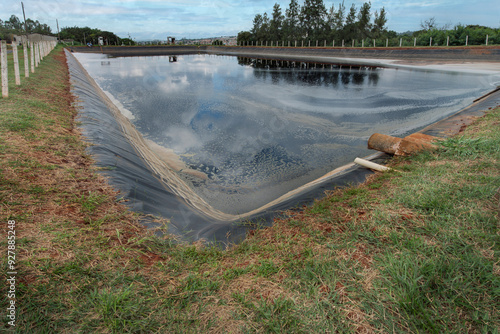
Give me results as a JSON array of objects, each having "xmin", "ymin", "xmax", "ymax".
[{"xmin": 72, "ymin": 52, "xmax": 494, "ymax": 219}]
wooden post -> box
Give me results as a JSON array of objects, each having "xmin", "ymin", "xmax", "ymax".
[
  {"xmin": 309, "ymin": 40, "xmax": 311, "ymax": 47},
  {"xmin": 386, "ymin": 38, "xmax": 388, "ymax": 47},
  {"xmin": 352, "ymin": 40, "xmax": 355, "ymax": 47},
  {"xmin": 429, "ymin": 37, "xmax": 432, "ymax": 47},
  {"xmin": 333, "ymin": 40, "xmax": 335, "ymax": 47},
  {"xmin": 399, "ymin": 38, "xmax": 402, "ymax": 47},
  {"xmin": 342, "ymin": 39, "xmax": 344, "ymax": 47},
  {"xmin": 486, "ymin": 35, "xmax": 489, "ymax": 45},
  {"xmin": 362, "ymin": 39, "xmax": 364, "ymax": 47},
  {"xmin": 324, "ymin": 40, "xmax": 326, "ymax": 47},
  {"xmin": 295, "ymin": 40, "xmax": 297, "ymax": 47},
  {"xmin": 447, "ymin": 36, "xmax": 449, "ymax": 46},
  {"xmin": 466, "ymin": 35, "xmax": 468, "ymax": 46},
  {"xmin": 30, "ymin": 42, "xmax": 35, "ymax": 73},
  {"xmin": 23, "ymin": 42, "xmax": 29, "ymax": 78},
  {"xmin": 12, "ymin": 42, "xmax": 21, "ymax": 85},
  {"xmin": 301, "ymin": 40, "xmax": 303, "ymax": 47},
  {"xmin": 1, "ymin": 41, "xmax": 8, "ymax": 98},
  {"xmin": 414, "ymin": 37, "xmax": 417, "ymax": 47},
  {"xmin": 373, "ymin": 39, "xmax": 376, "ymax": 47}
]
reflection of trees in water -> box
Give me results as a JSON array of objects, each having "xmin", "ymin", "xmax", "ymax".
[{"xmin": 237, "ymin": 57, "xmax": 380, "ymax": 87}]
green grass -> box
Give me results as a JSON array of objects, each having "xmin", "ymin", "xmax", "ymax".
[{"xmin": 1, "ymin": 45, "xmax": 499, "ymax": 333}]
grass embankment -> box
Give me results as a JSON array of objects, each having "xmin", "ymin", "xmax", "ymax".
[{"xmin": 1, "ymin": 46, "xmax": 499, "ymax": 333}]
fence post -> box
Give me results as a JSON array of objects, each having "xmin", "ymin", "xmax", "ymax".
[
  {"xmin": 333, "ymin": 40, "xmax": 335, "ymax": 47},
  {"xmin": 324, "ymin": 40, "xmax": 326, "ymax": 47},
  {"xmin": 414, "ymin": 38, "xmax": 417, "ymax": 47},
  {"xmin": 30, "ymin": 43, "xmax": 35, "ymax": 73},
  {"xmin": 352, "ymin": 40, "xmax": 355, "ymax": 47},
  {"xmin": 309, "ymin": 40, "xmax": 311, "ymax": 47},
  {"xmin": 486, "ymin": 35, "xmax": 489, "ymax": 45},
  {"xmin": 1, "ymin": 41, "xmax": 8, "ymax": 98},
  {"xmin": 447, "ymin": 36, "xmax": 449, "ymax": 46},
  {"xmin": 342, "ymin": 39, "xmax": 344, "ymax": 47},
  {"xmin": 12, "ymin": 42, "xmax": 21, "ymax": 86},
  {"xmin": 35, "ymin": 43, "xmax": 40, "ymax": 67},
  {"xmin": 386, "ymin": 39, "xmax": 388, "ymax": 47},
  {"xmin": 430, "ymin": 37, "xmax": 432, "ymax": 46},
  {"xmin": 373, "ymin": 39, "xmax": 376, "ymax": 47},
  {"xmin": 399, "ymin": 38, "xmax": 402, "ymax": 47},
  {"xmin": 23, "ymin": 42, "xmax": 29, "ymax": 78},
  {"xmin": 466, "ymin": 35, "xmax": 468, "ymax": 46},
  {"xmin": 362, "ymin": 40, "xmax": 364, "ymax": 47}
]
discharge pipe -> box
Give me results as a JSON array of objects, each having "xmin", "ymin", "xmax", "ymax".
[{"xmin": 368, "ymin": 133, "xmax": 440, "ymax": 156}]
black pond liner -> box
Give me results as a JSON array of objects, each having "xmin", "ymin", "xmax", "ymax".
[{"xmin": 66, "ymin": 49, "xmax": 500, "ymax": 246}]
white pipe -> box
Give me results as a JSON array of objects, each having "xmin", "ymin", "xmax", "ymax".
[{"xmin": 354, "ymin": 158, "xmax": 392, "ymax": 172}]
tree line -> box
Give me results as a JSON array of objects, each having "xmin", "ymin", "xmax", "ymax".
[
  {"xmin": 237, "ymin": 1, "xmax": 499, "ymax": 47},
  {"xmin": 0, "ymin": 14, "xmax": 134, "ymax": 46},
  {"xmin": 58, "ymin": 26, "xmax": 134, "ymax": 46},
  {"xmin": 238, "ymin": 0, "xmax": 388, "ymax": 44},
  {"xmin": 0, "ymin": 15, "xmax": 53, "ymax": 41},
  {"xmin": 410, "ymin": 21, "xmax": 499, "ymax": 46}
]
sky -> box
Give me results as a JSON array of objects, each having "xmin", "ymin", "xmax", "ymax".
[{"xmin": 2, "ymin": 0, "xmax": 499, "ymax": 40}]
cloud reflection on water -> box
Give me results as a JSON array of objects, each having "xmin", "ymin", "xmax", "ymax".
[{"xmin": 74, "ymin": 53, "xmax": 492, "ymax": 214}]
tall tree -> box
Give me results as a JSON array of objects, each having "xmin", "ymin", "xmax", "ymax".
[
  {"xmin": 5, "ymin": 15, "xmax": 23, "ymax": 32},
  {"xmin": 326, "ymin": 2, "xmax": 346, "ymax": 40},
  {"xmin": 333, "ymin": 1, "xmax": 346, "ymax": 31},
  {"xmin": 357, "ymin": 1, "xmax": 372, "ymax": 40},
  {"xmin": 269, "ymin": 3, "xmax": 284, "ymax": 41},
  {"xmin": 261, "ymin": 12, "xmax": 270, "ymax": 41},
  {"xmin": 252, "ymin": 14, "xmax": 264, "ymax": 40},
  {"xmin": 357, "ymin": 2, "xmax": 372, "ymax": 39},
  {"xmin": 343, "ymin": 3, "xmax": 357, "ymax": 41},
  {"xmin": 300, "ymin": 0, "xmax": 328, "ymax": 41},
  {"xmin": 284, "ymin": 0, "xmax": 301, "ymax": 40},
  {"xmin": 372, "ymin": 7, "xmax": 387, "ymax": 38}
]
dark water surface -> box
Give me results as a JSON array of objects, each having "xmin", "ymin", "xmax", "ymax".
[{"xmin": 73, "ymin": 53, "xmax": 494, "ymax": 218}]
